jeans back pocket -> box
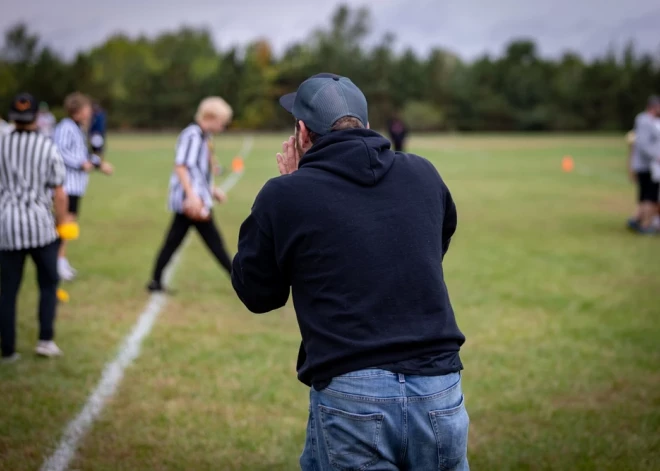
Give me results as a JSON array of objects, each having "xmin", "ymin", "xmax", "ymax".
[
  {"xmin": 428, "ymin": 395, "xmax": 470, "ymax": 471},
  {"xmin": 318, "ymin": 405, "xmax": 384, "ymax": 471}
]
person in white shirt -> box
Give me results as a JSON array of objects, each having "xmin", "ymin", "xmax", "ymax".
[
  {"xmin": 629, "ymin": 96, "xmax": 660, "ymax": 233},
  {"xmin": 36, "ymin": 102, "xmax": 57, "ymax": 138}
]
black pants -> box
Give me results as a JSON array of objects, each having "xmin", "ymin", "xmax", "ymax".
[
  {"xmin": 152, "ymin": 212, "xmax": 232, "ymax": 283},
  {"xmin": 391, "ymin": 137, "xmax": 405, "ymax": 152},
  {"xmin": 68, "ymin": 195, "xmax": 82, "ymax": 215},
  {"xmin": 0, "ymin": 240, "xmax": 60, "ymax": 357},
  {"xmin": 637, "ymin": 171, "xmax": 660, "ymax": 203}
]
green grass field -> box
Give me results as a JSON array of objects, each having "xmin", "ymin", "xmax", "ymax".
[{"xmin": 1, "ymin": 133, "xmax": 659, "ymax": 471}]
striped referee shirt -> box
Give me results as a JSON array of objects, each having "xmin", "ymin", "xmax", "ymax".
[
  {"xmin": 0, "ymin": 130, "xmax": 66, "ymax": 250},
  {"xmin": 53, "ymin": 117, "xmax": 90, "ymax": 196},
  {"xmin": 168, "ymin": 124, "xmax": 213, "ymax": 213}
]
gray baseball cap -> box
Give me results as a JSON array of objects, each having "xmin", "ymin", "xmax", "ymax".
[{"xmin": 279, "ymin": 73, "xmax": 368, "ymax": 135}]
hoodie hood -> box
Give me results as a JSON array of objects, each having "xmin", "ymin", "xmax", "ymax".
[{"xmin": 299, "ymin": 128, "xmax": 395, "ymax": 186}]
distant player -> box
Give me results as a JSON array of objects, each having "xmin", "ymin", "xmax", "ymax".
[
  {"xmin": 147, "ymin": 97, "xmax": 233, "ymax": 292},
  {"xmin": 387, "ymin": 114, "xmax": 408, "ymax": 152},
  {"xmin": 0, "ymin": 93, "xmax": 69, "ymax": 361},
  {"xmin": 626, "ymin": 130, "xmax": 641, "ymax": 229},
  {"xmin": 52, "ymin": 93, "xmax": 113, "ymax": 280},
  {"xmin": 630, "ymin": 95, "xmax": 660, "ymax": 234},
  {"xmin": 89, "ymin": 102, "xmax": 108, "ymax": 164},
  {"xmin": 36, "ymin": 102, "xmax": 56, "ymax": 138},
  {"xmin": 651, "ymin": 116, "xmax": 660, "ymax": 229}
]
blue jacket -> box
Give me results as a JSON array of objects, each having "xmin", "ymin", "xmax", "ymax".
[{"xmin": 89, "ymin": 108, "xmax": 106, "ymax": 136}]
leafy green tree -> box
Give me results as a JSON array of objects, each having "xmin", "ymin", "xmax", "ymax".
[{"xmin": 1, "ymin": 6, "xmax": 658, "ymax": 131}]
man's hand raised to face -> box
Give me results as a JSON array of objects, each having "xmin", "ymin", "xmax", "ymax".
[{"xmin": 276, "ymin": 136, "xmax": 301, "ymax": 176}]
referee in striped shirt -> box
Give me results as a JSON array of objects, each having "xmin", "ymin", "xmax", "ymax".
[
  {"xmin": 53, "ymin": 92, "xmax": 113, "ymax": 280},
  {"xmin": 0, "ymin": 93, "xmax": 69, "ymax": 361},
  {"xmin": 147, "ymin": 97, "xmax": 233, "ymax": 292}
]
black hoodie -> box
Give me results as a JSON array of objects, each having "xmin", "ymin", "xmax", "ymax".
[{"xmin": 232, "ymin": 128, "xmax": 464, "ymax": 388}]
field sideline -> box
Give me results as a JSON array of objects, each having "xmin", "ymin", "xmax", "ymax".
[{"xmin": 0, "ymin": 133, "xmax": 659, "ymax": 471}]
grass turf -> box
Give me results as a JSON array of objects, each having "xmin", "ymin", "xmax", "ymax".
[{"xmin": 0, "ymin": 133, "xmax": 658, "ymax": 470}]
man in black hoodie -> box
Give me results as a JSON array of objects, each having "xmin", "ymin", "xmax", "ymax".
[{"xmin": 232, "ymin": 73, "xmax": 469, "ymax": 470}]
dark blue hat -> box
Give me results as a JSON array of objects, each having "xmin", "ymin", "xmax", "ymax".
[
  {"xmin": 8, "ymin": 92, "xmax": 39, "ymax": 123},
  {"xmin": 279, "ymin": 73, "xmax": 368, "ymax": 135}
]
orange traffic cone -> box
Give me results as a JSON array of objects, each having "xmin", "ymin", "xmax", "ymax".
[
  {"xmin": 232, "ymin": 156, "xmax": 244, "ymax": 173},
  {"xmin": 562, "ymin": 155, "xmax": 574, "ymax": 173}
]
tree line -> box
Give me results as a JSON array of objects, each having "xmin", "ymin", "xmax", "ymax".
[{"xmin": 1, "ymin": 5, "xmax": 658, "ymax": 131}]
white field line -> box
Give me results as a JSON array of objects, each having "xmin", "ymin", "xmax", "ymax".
[{"xmin": 40, "ymin": 135, "xmax": 254, "ymax": 471}]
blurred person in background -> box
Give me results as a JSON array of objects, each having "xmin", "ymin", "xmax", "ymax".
[
  {"xmin": 89, "ymin": 101, "xmax": 111, "ymax": 170},
  {"xmin": 629, "ymin": 95, "xmax": 660, "ymax": 234},
  {"xmin": 651, "ymin": 113, "xmax": 660, "ymax": 229},
  {"xmin": 147, "ymin": 97, "xmax": 233, "ymax": 293},
  {"xmin": 626, "ymin": 130, "xmax": 642, "ymax": 229},
  {"xmin": 387, "ymin": 112, "xmax": 408, "ymax": 152},
  {"xmin": 52, "ymin": 93, "xmax": 113, "ymax": 281},
  {"xmin": 36, "ymin": 102, "xmax": 56, "ymax": 138},
  {"xmin": 0, "ymin": 93, "xmax": 69, "ymax": 361}
]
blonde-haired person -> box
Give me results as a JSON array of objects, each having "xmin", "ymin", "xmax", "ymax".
[{"xmin": 147, "ymin": 97, "xmax": 233, "ymax": 292}]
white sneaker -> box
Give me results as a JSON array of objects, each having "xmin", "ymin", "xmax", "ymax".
[
  {"xmin": 651, "ymin": 216, "xmax": 660, "ymax": 230},
  {"xmin": 58, "ymin": 258, "xmax": 76, "ymax": 281},
  {"xmin": 1, "ymin": 353, "xmax": 20, "ymax": 363},
  {"xmin": 35, "ymin": 341, "xmax": 63, "ymax": 357},
  {"xmin": 66, "ymin": 259, "xmax": 78, "ymax": 275}
]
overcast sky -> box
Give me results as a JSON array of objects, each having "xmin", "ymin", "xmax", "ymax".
[{"xmin": 2, "ymin": 0, "xmax": 659, "ymax": 60}]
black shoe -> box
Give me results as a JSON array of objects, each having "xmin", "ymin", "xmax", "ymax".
[
  {"xmin": 636, "ymin": 225, "xmax": 658, "ymax": 236},
  {"xmin": 147, "ymin": 280, "xmax": 165, "ymax": 293},
  {"xmin": 1, "ymin": 353, "xmax": 20, "ymax": 363},
  {"xmin": 627, "ymin": 218, "xmax": 640, "ymax": 231}
]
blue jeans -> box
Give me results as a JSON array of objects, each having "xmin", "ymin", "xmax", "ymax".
[{"xmin": 301, "ymin": 369, "xmax": 469, "ymax": 471}]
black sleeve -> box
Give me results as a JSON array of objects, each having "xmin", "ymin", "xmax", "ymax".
[
  {"xmin": 442, "ymin": 186, "xmax": 457, "ymax": 259},
  {"xmin": 231, "ymin": 211, "xmax": 290, "ymax": 314}
]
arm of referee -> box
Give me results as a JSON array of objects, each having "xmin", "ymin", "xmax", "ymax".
[
  {"xmin": 53, "ymin": 186, "xmax": 68, "ymax": 225},
  {"xmin": 47, "ymin": 144, "xmax": 69, "ymax": 224}
]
